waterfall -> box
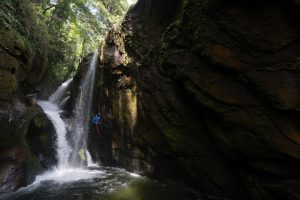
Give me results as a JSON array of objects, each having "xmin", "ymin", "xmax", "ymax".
[
  {"xmin": 38, "ymin": 101, "xmax": 72, "ymax": 168},
  {"xmin": 37, "ymin": 78, "xmax": 73, "ymax": 168},
  {"xmin": 49, "ymin": 78, "xmax": 73, "ymax": 104},
  {"xmin": 37, "ymin": 50, "xmax": 98, "ymax": 170},
  {"xmin": 86, "ymin": 149, "xmax": 100, "ymax": 168},
  {"xmin": 70, "ymin": 50, "xmax": 98, "ymax": 166}
]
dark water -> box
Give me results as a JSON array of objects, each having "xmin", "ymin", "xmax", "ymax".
[{"xmin": 0, "ymin": 167, "xmax": 223, "ymax": 200}]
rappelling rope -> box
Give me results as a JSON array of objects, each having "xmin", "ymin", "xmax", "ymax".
[
  {"xmin": 98, "ymin": 62, "xmax": 104, "ymax": 114},
  {"xmin": 95, "ymin": 61, "xmax": 105, "ymax": 136},
  {"xmin": 95, "ymin": 122, "xmax": 101, "ymax": 136}
]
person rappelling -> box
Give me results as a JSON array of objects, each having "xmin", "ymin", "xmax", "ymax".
[
  {"xmin": 92, "ymin": 113, "xmax": 101, "ymax": 135},
  {"xmin": 93, "ymin": 113, "xmax": 101, "ymax": 124}
]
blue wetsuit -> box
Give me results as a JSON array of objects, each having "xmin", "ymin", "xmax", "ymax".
[{"xmin": 92, "ymin": 114, "xmax": 101, "ymax": 124}]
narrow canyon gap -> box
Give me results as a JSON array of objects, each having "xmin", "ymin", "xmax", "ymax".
[{"xmin": 1, "ymin": 0, "xmax": 300, "ymax": 200}]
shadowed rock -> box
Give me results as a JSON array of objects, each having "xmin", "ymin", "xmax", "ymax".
[{"xmin": 99, "ymin": 0, "xmax": 300, "ymax": 199}]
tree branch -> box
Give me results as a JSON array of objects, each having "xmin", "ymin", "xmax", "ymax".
[{"xmin": 43, "ymin": 5, "xmax": 56, "ymax": 14}]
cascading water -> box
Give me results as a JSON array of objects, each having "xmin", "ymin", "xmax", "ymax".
[
  {"xmin": 37, "ymin": 50, "xmax": 98, "ymax": 170},
  {"xmin": 38, "ymin": 78, "xmax": 73, "ymax": 168},
  {"xmin": 86, "ymin": 149, "xmax": 99, "ymax": 168},
  {"xmin": 49, "ymin": 78, "xmax": 73, "ymax": 104},
  {"xmin": 38, "ymin": 101, "xmax": 72, "ymax": 168},
  {"xmin": 70, "ymin": 49, "xmax": 98, "ymax": 166},
  {"xmin": 32, "ymin": 50, "xmax": 100, "ymax": 183}
]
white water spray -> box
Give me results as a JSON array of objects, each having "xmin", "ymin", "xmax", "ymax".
[{"xmin": 49, "ymin": 78, "xmax": 73, "ymax": 104}]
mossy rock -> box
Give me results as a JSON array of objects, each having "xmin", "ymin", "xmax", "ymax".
[
  {"xmin": 0, "ymin": 70, "xmax": 17, "ymax": 90},
  {"xmin": 39, "ymin": 133, "xmax": 50, "ymax": 143},
  {"xmin": 0, "ymin": 69, "xmax": 17, "ymax": 100},
  {"xmin": 33, "ymin": 113, "xmax": 48, "ymax": 128},
  {"xmin": 25, "ymin": 152, "xmax": 43, "ymax": 184},
  {"xmin": 0, "ymin": 28, "xmax": 32, "ymax": 68},
  {"xmin": 26, "ymin": 109, "xmax": 57, "ymax": 169},
  {"xmin": 78, "ymin": 148, "xmax": 87, "ymax": 161},
  {"xmin": 0, "ymin": 51, "xmax": 19, "ymax": 71}
]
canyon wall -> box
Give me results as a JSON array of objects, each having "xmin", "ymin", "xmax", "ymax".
[
  {"xmin": 0, "ymin": 1, "xmax": 56, "ymax": 193},
  {"xmin": 100, "ymin": 0, "xmax": 300, "ymax": 199}
]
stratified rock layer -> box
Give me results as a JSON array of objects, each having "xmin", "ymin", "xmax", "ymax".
[{"xmin": 100, "ymin": 0, "xmax": 300, "ymax": 199}]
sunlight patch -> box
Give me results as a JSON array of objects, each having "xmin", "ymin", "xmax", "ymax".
[{"xmin": 127, "ymin": 0, "xmax": 137, "ymax": 6}]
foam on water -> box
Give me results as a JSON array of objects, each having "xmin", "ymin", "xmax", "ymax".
[{"xmin": 33, "ymin": 168, "xmax": 104, "ymax": 184}]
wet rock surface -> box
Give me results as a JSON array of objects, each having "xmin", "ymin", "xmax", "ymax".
[
  {"xmin": 100, "ymin": 0, "xmax": 300, "ymax": 199},
  {"xmin": 0, "ymin": 105, "xmax": 56, "ymax": 193}
]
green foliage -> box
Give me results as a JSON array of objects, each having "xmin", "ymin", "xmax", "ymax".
[
  {"xmin": 0, "ymin": 0, "xmax": 48, "ymax": 50},
  {"xmin": 1, "ymin": 0, "xmax": 129, "ymax": 82},
  {"xmin": 0, "ymin": 1, "xmax": 20, "ymax": 31},
  {"xmin": 35, "ymin": 0, "xmax": 129, "ymax": 81}
]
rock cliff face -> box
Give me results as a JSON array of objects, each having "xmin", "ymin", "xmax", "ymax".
[
  {"xmin": 0, "ymin": 1, "xmax": 56, "ymax": 193},
  {"xmin": 100, "ymin": 0, "xmax": 300, "ymax": 199}
]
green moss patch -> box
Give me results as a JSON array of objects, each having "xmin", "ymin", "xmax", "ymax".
[{"xmin": 0, "ymin": 70, "xmax": 17, "ymax": 90}]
